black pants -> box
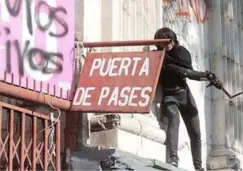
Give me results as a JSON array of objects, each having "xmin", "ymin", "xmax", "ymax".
[{"xmin": 162, "ymin": 87, "xmax": 202, "ymax": 169}]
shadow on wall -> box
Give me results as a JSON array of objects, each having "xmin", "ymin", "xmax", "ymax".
[
  {"xmin": 152, "ymin": 82, "xmax": 167, "ymax": 131},
  {"xmin": 203, "ymin": 84, "xmax": 212, "ymax": 167},
  {"xmin": 151, "ymin": 82, "xmax": 171, "ymax": 162}
]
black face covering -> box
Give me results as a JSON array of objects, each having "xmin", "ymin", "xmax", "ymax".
[{"xmin": 154, "ymin": 27, "xmax": 179, "ymax": 50}]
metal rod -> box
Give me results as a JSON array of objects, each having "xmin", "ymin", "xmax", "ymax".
[
  {"xmin": 63, "ymin": 112, "xmax": 79, "ymax": 170},
  {"xmin": 0, "ymin": 82, "xmax": 72, "ymax": 111},
  {"xmin": 20, "ymin": 113, "xmax": 26, "ymax": 170},
  {"xmin": 56, "ymin": 120, "xmax": 61, "ymax": 171},
  {"xmin": 231, "ymin": 91, "xmax": 243, "ymax": 98},
  {"xmin": 8, "ymin": 110, "xmax": 14, "ymax": 171},
  {"xmin": 32, "ymin": 116, "xmax": 37, "ymax": 171},
  {"xmin": 0, "ymin": 101, "xmax": 58, "ymax": 121},
  {"xmin": 75, "ymin": 39, "xmax": 171, "ymax": 48},
  {"xmin": 44, "ymin": 120, "xmax": 48, "ymax": 171},
  {"xmin": 222, "ymin": 87, "xmax": 232, "ymax": 98},
  {"xmin": 64, "ymin": 112, "xmax": 79, "ymax": 149},
  {"xmin": 221, "ymin": 86, "xmax": 243, "ymax": 99}
]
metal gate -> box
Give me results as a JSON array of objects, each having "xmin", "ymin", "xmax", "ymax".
[{"xmin": 0, "ymin": 101, "xmax": 60, "ymax": 171}]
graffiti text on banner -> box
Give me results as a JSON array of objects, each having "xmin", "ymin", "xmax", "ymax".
[{"xmin": 0, "ymin": 0, "xmax": 74, "ymax": 99}]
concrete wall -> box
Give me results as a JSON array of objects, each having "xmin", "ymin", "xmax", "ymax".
[
  {"xmin": 83, "ymin": 0, "xmax": 162, "ymax": 49},
  {"xmin": 207, "ymin": 0, "xmax": 243, "ymax": 170},
  {"xmin": 219, "ymin": 0, "xmax": 243, "ymax": 154}
]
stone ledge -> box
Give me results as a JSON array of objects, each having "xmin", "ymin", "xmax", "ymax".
[
  {"xmin": 68, "ymin": 148, "xmax": 188, "ymax": 171},
  {"xmin": 90, "ymin": 129, "xmax": 196, "ymax": 170},
  {"xmin": 90, "ymin": 128, "xmax": 167, "ymax": 162},
  {"xmin": 91, "ymin": 114, "xmax": 167, "ymax": 144}
]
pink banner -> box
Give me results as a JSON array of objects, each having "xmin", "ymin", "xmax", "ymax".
[{"xmin": 0, "ymin": 0, "xmax": 75, "ymax": 99}]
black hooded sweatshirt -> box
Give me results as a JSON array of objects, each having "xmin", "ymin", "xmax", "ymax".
[{"xmin": 159, "ymin": 45, "xmax": 206, "ymax": 90}]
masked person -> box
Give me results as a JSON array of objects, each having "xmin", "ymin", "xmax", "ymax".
[{"xmin": 154, "ymin": 27, "xmax": 221, "ymax": 171}]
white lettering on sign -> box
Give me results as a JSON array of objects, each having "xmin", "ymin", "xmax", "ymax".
[
  {"xmin": 118, "ymin": 57, "xmax": 131, "ymax": 76},
  {"xmin": 118, "ymin": 87, "xmax": 131, "ymax": 106},
  {"xmin": 109, "ymin": 58, "xmax": 121, "ymax": 76},
  {"xmin": 73, "ymin": 87, "xmax": 95, "ymax": 106},
  {"xmin": 139, "ymin": 87, "xmax": 152, "ymax": 107},
  {"xmin": 89, "ymin": 57, "xmax": 149, "ymax": 76},
  {"xmin": 128, "ymin": 87, "xmax": 142, "ymax": 106},
  {"xmin": 139, "ymin": 57, "xmax": 149, "ymax": 76},
  {"xmin": 97, "ymin": 86, "xmax": 152, "ymax": 107},
  {"xmin": 89, "ymin": 59, "xmax": 101, "ymax": 76},
  {"xmin": 98, "ymin": 87, "xmax": 110, "ymax": 105},
  {"xmin": 108, "ymin": 87, "xmax": 119, "ymax": 106},
  {"xmin": 131, "ymin": 57, "xmax": 142, "ymax": 76}
]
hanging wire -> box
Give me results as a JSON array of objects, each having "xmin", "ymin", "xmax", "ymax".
[
  {"xmin": 35, "ymin": 41, "xmax": 87, "ymax": 153},
  {"xmin": 34, "ymin": 41, "xmax": 87, "ymax": 153},
  {"xmin": 34, "ymin": 41, "xmax": 87, "ymax": 154},
  {"xmin": 37, "ymin": 92, "xmax": 61, "ymax": 132},
  {"xmin": 75, "ymin": 41, "xmax": 86, "ymax": 73},
  {"xmin": 48, "ymin": 112, "xmax": 56, "ymax": 155},
  {"xmin": 36, "ymin": 92, "xmax": 62, "ymax": 154}
]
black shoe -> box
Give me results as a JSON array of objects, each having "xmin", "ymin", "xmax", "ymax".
[
  {"xmin": 195, "ymin": 168, "xmax": 204, "ymax": 171},
  {"xmin": 167, "ymin": 156, "xmax": 178, "ymax": 167}
]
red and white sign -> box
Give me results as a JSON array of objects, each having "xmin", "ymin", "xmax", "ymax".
[{"xmin": 72, "ymin": 51, "xmax": 165, "ymax": 113}]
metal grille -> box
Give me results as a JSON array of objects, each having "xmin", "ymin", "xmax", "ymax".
[{"xmin": 0, "ymin": 101, "xmax": 60, "ymax": 171}]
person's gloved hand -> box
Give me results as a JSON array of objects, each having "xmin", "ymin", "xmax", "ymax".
[{"xmin": 205, "ymin": 71, "xmax": 223, "ymax": 89}]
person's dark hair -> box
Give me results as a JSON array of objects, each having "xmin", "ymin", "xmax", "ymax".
[{"xmin": 154, "ymin": 27, "xmax": 179, "ymax": 50}]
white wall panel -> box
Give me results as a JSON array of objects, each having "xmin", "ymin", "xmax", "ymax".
[{"xmin": 220, "ymin": 0, "xmax": 243, "ymax": 156}]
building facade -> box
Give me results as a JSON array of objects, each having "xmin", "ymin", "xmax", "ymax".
[
  {"xmin": 1, "ymin": 0, "xmax": 243, "ymax": 170},
  {"xmin": 78, "ymin": 0, "xmax": 243, "ymax": 170}
]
